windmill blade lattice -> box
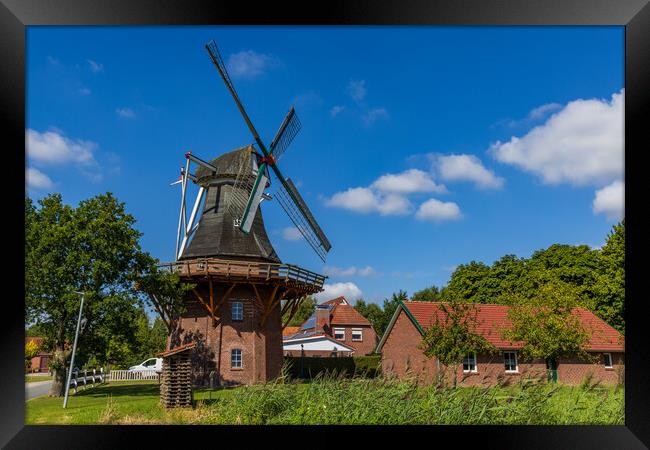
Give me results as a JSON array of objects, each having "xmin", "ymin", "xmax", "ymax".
[
  {"xmin": 269, "ymin": 107, "xmax": 301, "ymax": 163},
  {"xmin": 275, "ymin": 178, "xmax": 331, "ymax": 262},
  {"xmin": 225, "ymin": 146, "xmax": 258, "ymax": 225}
]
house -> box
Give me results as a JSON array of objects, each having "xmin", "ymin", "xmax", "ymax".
[
  {"xmin": 25, "ymin": 337, "xmax": 52, "ymax": 374},
  {"xmin": 377, "ymin": 301, "xmax": 624, "ymax": 386},
  {"xmin": 283, "ymin": 296, "xmax": 378, "ymax": 357}
]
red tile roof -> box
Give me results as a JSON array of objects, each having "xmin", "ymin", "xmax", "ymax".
[
  {"xmin": 282, "ymin": 326, "xmax": 301, "ymax": 337},
  {"xmin": 158, "ymin": 341, "xmax": 197, "ymax": 357},
  {"xmin": 402, "ymin": 301, "xmax": 624, "ymax": 352},
  {"xmin": 330, "ymin": 303, "xmax": 372, "ymax": 326},
  {"xmin": 322, "ymin": 296, "xmax": 348, "ymax": 306}
]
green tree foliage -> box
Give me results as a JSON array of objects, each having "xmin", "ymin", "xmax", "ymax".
[
  {"xmin": 411, "ymin": 285, "xmax": 442, "ymax": 302},
  {"xmin": 442, "ymin": 261, "xmax": 492, "ymax": 303},
  {"xmin": 501, "ymin": 281, "xmax": 591, "ymax": 363},
  {"xmin": 282, "ymin": 297, "xmax": 317, "ymax": 327},
  {"xmin": 25, "ymin": 193, "xmax": 152, "ymax": 396},
  {"xmin": 419, "ymin": 301, "xmax": 497, "ymax": 384},
  {"xmin": 592, "ymin": 220, "xmax": 625, "ymax": 333},
  {"xmin": 353, "ymin": 299, "xmax": 384, "ymax": 334}
]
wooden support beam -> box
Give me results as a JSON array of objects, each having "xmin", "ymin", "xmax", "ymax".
[
  {"xmin": 192, "ymin": 288, "xmax": 212, "ymax": 315},
  {"xmin": 260, "ymin": 284, "xmax": 282, "ymax": 327},
  {"xmin": 281, "ymin": 296, "xmax": 305, "ymax": 330}
]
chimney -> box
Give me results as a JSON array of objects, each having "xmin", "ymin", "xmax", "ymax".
[{"xmin": 314, "ymin": 305, "xmax": 331, "ymax": 334}]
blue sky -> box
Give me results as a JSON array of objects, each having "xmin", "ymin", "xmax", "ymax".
[{"xmin": 26, "ymin": 26, "xmax": 624, "ymax": 305}]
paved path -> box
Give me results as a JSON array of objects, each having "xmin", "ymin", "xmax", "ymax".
[{"xmin": 26, "ymin": 380, "xmax": 53, "ymax": 400}]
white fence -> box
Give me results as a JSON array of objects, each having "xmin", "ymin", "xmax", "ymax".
[
  {"xmin": 68, "ymin": 368, "xmax": 106, "ymax": 394},
  {"xmin": 108, "ymin": 369, "xmax": 160, "ymax": 381}
]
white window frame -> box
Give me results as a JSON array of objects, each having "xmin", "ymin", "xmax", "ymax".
[
  {"xmin": 333, "ymin": 327, "xmax": 345, "ymax": 340},
  {"xmin": 603, "ymin": 352, "xmax": 613, "ymax": 368},
  {"xmin": 504, "ymin": 351, "xmax": 518, "ymax": 373},
  {"xmin": 351, "ymin": 328, "xmax": 363, "ymax": 342},
  {"xmin": 231, "ymin": 348, "xmax": 242, "ymax": 368},
  {"xmin": 463, "ymin": 353, "xmax": 477, "ymax": 373},
  {"xmin": 231, "ymin": 301, "xmax": 244, "ymax": 321}
]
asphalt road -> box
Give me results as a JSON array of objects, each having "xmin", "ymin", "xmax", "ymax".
[{"xmin": 26, "ymin": 380, "xmax": 53, "ymax": 400}]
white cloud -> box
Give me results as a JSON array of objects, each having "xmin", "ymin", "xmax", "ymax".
[
  {"xmin": 415, "ymin": 198, "xmax": 462, "ymax": 222},
  {"xmin": 330, "ymin": 105, "xmax": 345, "ymax": 117},
  {"xmin": 528, "ymin": 103, "xmax": 561, "ymax": 119},
  {"xmin": 362, "ymin": 107, "xmax": 389, "ymax": 125},
  {"xmin": 87, "ymin": 59, "xmax": 104, "ymax": 73},
  {"xmin": 25, "ymin": 168, "xmax": 54, "ymax": 190},
  {"xmin": 490, "ymin": 90, "xmax": 624, "ymax": 186},
  {"xmin": 347, "ymin": 80, "xmax": 367, "ymax": 102},
  {"xmin": 116, "ymin": 107, "xmax": 136, "ymax": 119},
  {"xmin": 282, "ymin": 227, "xmax": 303, "ymax": 241},
  {"xmin": 26, "ymin": 129, "xmax": 97, "ymax": 166},
  {"xmin": 434, "ymin": 154, "xmax": 504, "ymax": 189},
  {"xmin": 371, "ymin": 169, "xmax": 447, "ymax": 194},
  {"xmin": 314, "ymin": 282, "xmax": 363, "ymax": 302},
  {"xmin": 47, "ymin": 56, "xmax": 60, "ymax": 66},
  {"xmin": 324, "ymin": 266, "xmax": 376, "ymax": 277},
  {"xmin": 326, "ymin": 187, "xmax": 412, "ymax": 216},
  {"xmin": 227, "ymin": 50, "xmax": 277, "ymax": 79},
  {"xmin": 78, "ymin": 87, "xmax": 91, "ymax": 96},
  {"xmin": 593, "ymin": 180, "xmax": 624, "ymax": 220}
]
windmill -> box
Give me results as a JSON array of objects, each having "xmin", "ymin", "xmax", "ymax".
[{"xmin": 173, "ymin": 40, "xmax": 331, "ymax": 263}]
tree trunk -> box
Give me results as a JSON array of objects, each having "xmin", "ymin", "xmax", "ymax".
[{"xmin": 48, "ymin": 347, "xmax": 69, "ymax": 397}]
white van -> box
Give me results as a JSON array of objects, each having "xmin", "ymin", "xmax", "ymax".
[{"xmin": 128, "ymin": 357, "xmax": 162, "ymax": 373}]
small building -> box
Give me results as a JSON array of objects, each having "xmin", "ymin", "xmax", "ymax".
[
  {"xmin": 377, "ymin": 301, "xmax": 624, "ymax": 386},
  {"xmin": 25, "ymin": 337, "xmax": 52, "ymax": 374},
  {"xmin": 283, "ymin": 296, "xmax": 378, "ymax": 357}
]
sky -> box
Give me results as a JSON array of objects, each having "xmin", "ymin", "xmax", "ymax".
[{"xmin": 26, "ymin": 26, "xmax": 624, "ymax": 306}]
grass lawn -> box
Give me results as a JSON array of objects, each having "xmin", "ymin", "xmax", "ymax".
[
  {"xmin": 25, "ymin": 375, "xmax": 53, "ymax": 383},
  {"xmin": 26, "ymin": 378, "xmax": 624, "ymax": 425}
]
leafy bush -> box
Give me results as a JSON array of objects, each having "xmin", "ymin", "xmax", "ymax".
[{"xmin": 284, "ymin": 355, "xmax": 381, "ymax": 379}]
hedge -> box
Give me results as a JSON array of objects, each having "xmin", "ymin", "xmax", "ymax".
[{"xmin": 284, "ymin": 355, "xmax": 381, "ymax": 379}]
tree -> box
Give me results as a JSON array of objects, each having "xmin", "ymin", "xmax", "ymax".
[
  {"xmin": 592, "ymin": 220, "xmax": 625, "ymax": 332},
  {"xmin": 373, "ymin": 290, "xmax": 408, "ymax": 336},
  {"xmin": 25, "ymin": 340, "xmax": 40, "ymax": 371},
  {"xmin": 442, "ymin": 261, "xmax": 491, "ymax": 303},
  {"xmin": 500, "ymin": 280, "xmax": 592, "ymax": 365},
  {"xmin": 411, "ymin": 285, "xmax": 442, "ymax": 302},
  {"xmin": 282, "ymin": 297, "xmax": 316, "ymax": 327},
  {"xmin": 419, "ymin": 301, "xmax": 496, "ymax": 385},
  {"xmin": 354, "ymin": 299, "xmax": 384, "ymax": 334},
  {"xmin": 25, "ymin": 193, "xmax": 153, "ymax": 396}
]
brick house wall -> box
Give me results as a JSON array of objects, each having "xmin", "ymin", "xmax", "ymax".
[
  {"xmin": 331, "ymin": 324, "xmax": 377, "ymax": 356},
  {"xmin": 381, "ymin": 308, "xmax": 624, "ymax": 386},
  {"xmin": 175, "ymin": 283, "xmax": 283, "ymax": 386}
]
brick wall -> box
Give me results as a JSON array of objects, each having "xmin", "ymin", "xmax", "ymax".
[
  {"xmin": 176, "ymin": 283, "xmax": 283, "ymax": 386},
  {"xmin": 381, "ymin": 308, "xmax": 624, "ymax": 386},
  {"xmin": 330, "ymin": 325, "xmax": 378, "ymax": 356}
]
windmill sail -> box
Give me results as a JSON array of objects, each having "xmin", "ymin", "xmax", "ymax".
[
  {"xmin": 275, "ymin": 178, "xmax": 331, "ymax": 262},
  {"xmin": 269, "ymin": 107, "xmax": 301, "ymax": 162}
]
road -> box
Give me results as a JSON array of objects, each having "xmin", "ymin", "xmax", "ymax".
[{"xmin": 26, "ymin": 380, "xmax": 53, "ymax": 400}]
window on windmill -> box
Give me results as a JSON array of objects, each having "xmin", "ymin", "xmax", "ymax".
[
  {"xmin": 351, "ymin": 328, "xmax": 363, "ymax": 341},
  {"xmin": 231, "ymin": 349, "xmax": 242, "ymax": 368},
  {"xmin": 232, "ymin": 301, "xmax": 244, "ymax": 321}
]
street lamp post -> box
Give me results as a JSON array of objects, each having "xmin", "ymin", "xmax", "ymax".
[{"xmin": 63, "ymin": 291, "xmax": 85, "ymax": 409}]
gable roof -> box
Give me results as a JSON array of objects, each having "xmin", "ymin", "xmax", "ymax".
[
  {"xmin": 282, "ymin": 332, "xmax": 356, "ymax": 352},
  {"xmin": 376, "ymin": 301, "xmax": 624, "ymax": 353},
  {"xmin": 298, "ymin": 296, "xmax": 374, "ymax": 331}
]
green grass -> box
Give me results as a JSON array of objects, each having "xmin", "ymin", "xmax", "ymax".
[
  {"xmin": 25, "ymin": 375, "xmax": 53, "ymax": 383},
  {"xmin": 26, "ymin": 377, "xmax": 624, "ymax": 425}
]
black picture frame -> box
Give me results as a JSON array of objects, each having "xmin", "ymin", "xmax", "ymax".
[{"xmin": 3, "ymin": 1, "xmax": 648, "ymax": 448}]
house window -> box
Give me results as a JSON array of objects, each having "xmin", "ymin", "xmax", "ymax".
[
  {"xmin": 231, "ymin": 349, "xmax": 242, "ymax": 368},
  {"xmin": 602, "ymin": 353, "xmax": 613, "ymax": 368},
  {"xmin": 333, "ymin": 328, "xmax": 345, "ymax": 340},
  {"xmin": 231, "ymin": 301, "xmax": 243, "ymax": 321},
  {"xmin": 351, "ymin": 328, "xmax": 363, "ymax": 341},
  {"xmin": 504, "ymin": 351, "xmax": 518, "ymax": 373},
  {"xmin": 463, "ymin": 353, "xmax": 477, "ymax": 373}
]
